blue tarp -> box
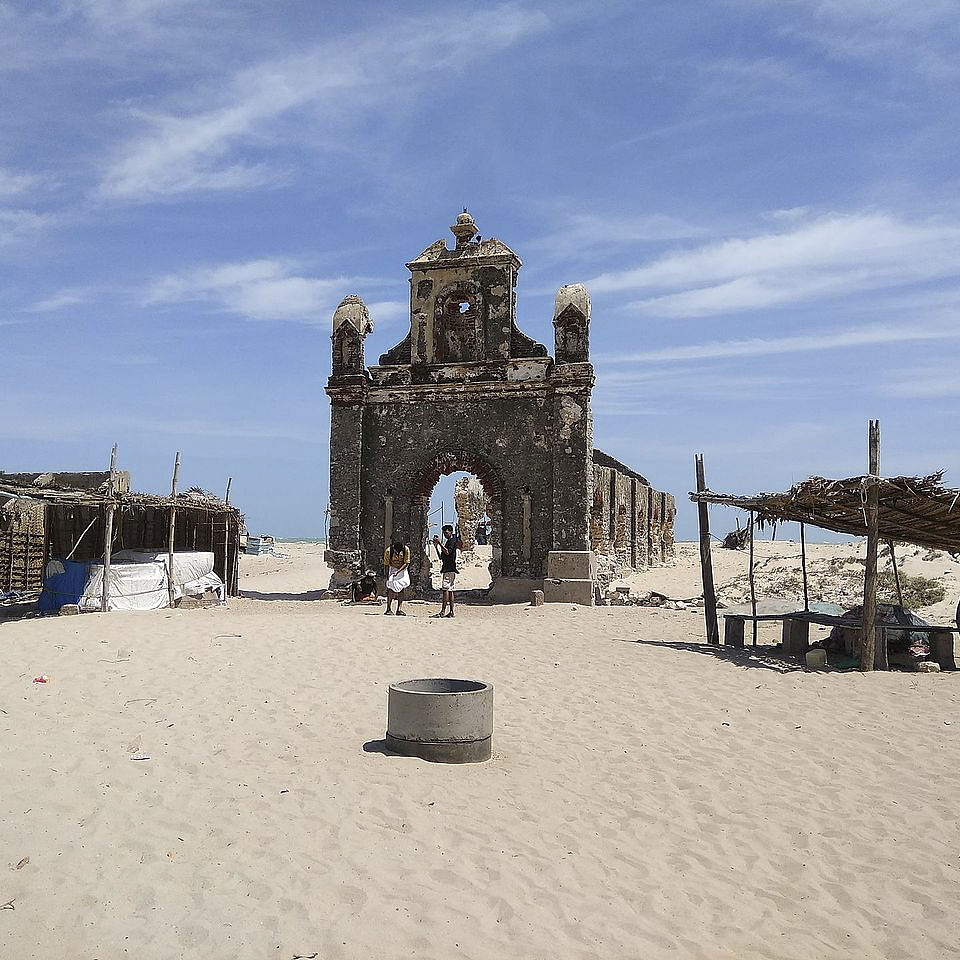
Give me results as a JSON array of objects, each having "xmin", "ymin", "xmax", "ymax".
[{"xmin": 38, "ymin": 561, "xmax": 91, "ymax": 613}]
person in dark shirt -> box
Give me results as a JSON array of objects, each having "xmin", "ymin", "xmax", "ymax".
[{"xmin": 432, "ymin": 523, "xmax": 463, "ymax": 618}]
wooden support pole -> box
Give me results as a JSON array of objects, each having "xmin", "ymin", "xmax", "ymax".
[
  {"xmin": 749, "ymin": 511, "xmax": 758, "ymax": 647},
  {"xmin": 224, "ymin": 477, "xmax": 234, "ymax": 601},
  {"xmin": 101, "ymin": 444, "xmax": 118, "ymax": 613},
  {"xmin": 800, "ymin": 522, "xmax": 810, "ymax": 612},
  {"xmin": 167, "ymin": 452, "xmax": 181, "ymax": 608},
  {"xmin": 861, "ymin": 420, "xmax": 881, "ymax": 671},
  {"xmin": 695, "ymin": 453, "xmax": 720, "ymax": 645},
  {"xmin": 888, "ymin": 540, "xmax": 904, "ymax": 608}
]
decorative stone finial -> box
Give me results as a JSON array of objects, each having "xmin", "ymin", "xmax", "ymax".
[
  {"xmin": 332, "ymin": 294, "xmax": 374, "ymax": 335},
  {"xmin": 554, "ymin": 283, "xmax": 591, "ymax": 322},
  {"xmin": 450, "ymin": 209, "xmax": 478, "ymax": 247}
]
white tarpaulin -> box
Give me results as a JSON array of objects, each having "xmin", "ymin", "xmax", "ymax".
[
  {"xmin": 79, "ymin": 551, "xmax": 224, "ymax": 612},
  {"xmin": 80, "ymin": 561, "xmax": 169, "ymax": 612}
]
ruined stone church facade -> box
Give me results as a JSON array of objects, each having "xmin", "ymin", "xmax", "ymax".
[{"xmin": 325, "ymin": 212, "xmax": 674, "ymax": 603}]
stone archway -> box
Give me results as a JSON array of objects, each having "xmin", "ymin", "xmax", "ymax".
[{"xmin": 408, "ymin": 450, "xmax": 503, "ymax": 593}]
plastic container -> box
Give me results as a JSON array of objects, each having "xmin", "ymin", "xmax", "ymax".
[{"xmin": 805, "ymin": 649, "xmax": 827, "ymax": 669}]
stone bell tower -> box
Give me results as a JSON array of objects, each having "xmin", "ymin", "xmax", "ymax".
[{"xmin": 379, "ymin": 209, "xmax": 546, "ymax": 366}]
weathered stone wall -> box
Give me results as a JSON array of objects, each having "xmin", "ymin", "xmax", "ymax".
[
  {"xmin": 356, "ymin": 384, "xmax": 569, "ymax": 588},
  {"xmin": 455, "ymin": 476, "xmax": 488, "ymax": 554},
  {"xmin": 325, "ymin": 212, "xmax": 674, "ymax": 596},
  {"xmin": 589, "ymin": 450, "xmax": 673, "ymax": 571}
]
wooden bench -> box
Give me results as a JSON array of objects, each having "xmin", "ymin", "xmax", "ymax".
[{"xmin": 722, "ymin": 611, "xmax": 960, "ymax": 669}]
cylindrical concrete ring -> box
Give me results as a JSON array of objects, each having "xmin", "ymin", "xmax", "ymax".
[{"xmin": 386, "ymin": 678, "xmax": 493, "ymax": 763}]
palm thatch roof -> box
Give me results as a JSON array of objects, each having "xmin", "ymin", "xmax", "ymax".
[
  {"xmin": 0, "ymin": 478, "xmax": 238, "ymax": 516},
  {"xmin": 690, "ymin": 472, "xmax": 960, "ymax": 554}
]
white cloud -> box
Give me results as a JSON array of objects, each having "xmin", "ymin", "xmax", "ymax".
[
  {"xmin": 526, "ymin": 210, "xmax": 705, "ymax": 264},
  {"xmin": 367, "ymin": 301, "xmax": 407, "ymax": 328},
  {"xmin": 98, "ymin": 6, "xmax": 549, "ymax": 201},
  {"xmin": 143, "ymin": 258, "xmax": 366, "ymax": 323},
  {"xmin": 29, "ymin": 287, "xmax": 93, "ymax": 312},
  {"xmin": 762, "ymin": 0, "xmax": 960, "ymax": 80},
  {"xmin": 881, "ymin": 363, "xmax": 960, "ymax": 399},
  {"xmin": 588, "ymin": 212, "xmax": 960, "ymax": 317},
  {"xmin": 0, "ymin": 168, "xmax": 41, "ymax": 197},
  {"xmin": 0, "ymin": 208, "xmax": 55, "ymax": 247},
  {"xmin": 596, "ymin": 320, "xmax": 960, "ymax": 364}
]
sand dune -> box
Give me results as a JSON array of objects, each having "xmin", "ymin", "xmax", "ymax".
[{"xmin": 1, "ymin": 542, "xmax": 958, "ymax": 959}]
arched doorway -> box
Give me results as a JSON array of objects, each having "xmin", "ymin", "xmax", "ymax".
[{"xmin": 409, "ymin": 450, "xmax": 502, "ymax": 596}]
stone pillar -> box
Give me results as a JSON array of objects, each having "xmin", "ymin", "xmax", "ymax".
[
  {"xmin": 662, "ymin": 493, "xmax": 676, "ymax": 562},
  {"xmin": 325, "ymin": 391, "xmax": 365, "ymax": 588},
  {"xmin": 383, "ymin": 494, "xmax": 394, "ymax": 556},
  {"xmin": 410, "ymin": 496, "xmax": 431, "ymax": 593},
  {"xmin": 521, "ymin": 491, "xmax": 532, "ymax": 569},
  {"xmin": 550, "ymin": 367, "xmax": 594, "ymax": 552}
]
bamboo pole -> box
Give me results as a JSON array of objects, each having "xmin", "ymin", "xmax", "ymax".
[
  {"xmin": 888, "ymin": 540, "xmax": 904, "ymax": 608},
  {"xmin": 167, "ymin": 452, "xmax": 181, "ymax": 608},
  {"xmin": 800, "ymin": 521, "xmax": 810, "ymax": 612},
  {"xmin": 861, "ymin": 420, "xmax": 881, "ymax": 671},
  {"xmin": 224, "ymin": 478, "xmax": 233, "ymax": 601},
  {"xmin": 101, "ymin": 444, "xmax": 118, "ymax": 613},
  {"xmin": 749, "ymin": 510, "xmax": 758, "ymax": 647},
  {"xmin": 694, "ymin": 454, "xmax": 720, "ymax": 645}
]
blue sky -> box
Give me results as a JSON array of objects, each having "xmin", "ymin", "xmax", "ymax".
[{"xmin": 2, "ymin": 0, "xmax": 959, "ymax": 540}]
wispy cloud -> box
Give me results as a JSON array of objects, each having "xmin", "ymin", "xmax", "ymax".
[
  {"xmin": 588, "ymin": 212, "xmax": 960, "ymax": 317},
  {"xmin": 98, "ymin": 6, "xmax": 549, "ymax": 201},
  {"xmin": 596, "ymin": 319, "xmax": 960, "ymax": 364},
  {"xmin": 768, "ymin": 0, "xmax": 960, "ymax": 80},
  {"xmin": 29, "ymin": 287, "xmax": 94, "ymax": 312},
  {"xmin": 143, "ymin": 258, "xmax": 370, "ymax": 323},
  {"xmin": 0, "ymin": 208, "xmax": 55, "ymax": 248},
  {"xmin": 367, "ymin": 300, "xmax": 407, "ymax": 328},
  {"xmin": 881, "ymin": 362, "xmax": 960, "ymax": 399},
  {"xmin": 525, "ymin": 210, "xmax": 705, "ymax": 266},
  {"xmin": 0, "ymin": 168, "xmax": 42, "ymax": 197}
]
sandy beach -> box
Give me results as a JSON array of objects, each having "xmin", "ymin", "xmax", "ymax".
[{"xmin": 2, "ymin": 541, "xmax": 959, "ymax": 959}]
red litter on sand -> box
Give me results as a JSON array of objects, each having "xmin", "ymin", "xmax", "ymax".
[{"xmin": 33, "ymin": 675, "xmax": 48, "ymax": 684}]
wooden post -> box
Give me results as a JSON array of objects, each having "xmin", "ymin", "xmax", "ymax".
[
  {"xmin": 694, "ymin": 454, "xmax": 720, "ymax": 645},
  {"xmin": 800, "ymin": 522, "xmax": 810, "ymax": 612},
  {"xmin": 167, "ymin": 452, "xmax": 181, "ymax": 608},
  {"xmin": 861, "ymin": 420, "xmax": 881, "ymax": 671},
  {"xmin": 888, "ymin": 540, "xmax": 904, "ymax": 608},
  {"xmin": 224, "ymin": 478, "xmax": 233, "ymax": 602},
  {"xmin": 749, "ymin": 511, "xmax": 758, "ymax": 647},
  {"xmin": 101, "ymin": 444, "xmax": 118, "ymax": 613}
]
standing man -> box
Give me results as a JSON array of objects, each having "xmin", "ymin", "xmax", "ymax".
[{"xmin": 432, "ymin": 524, "xmax": 463, "ymax": 618}]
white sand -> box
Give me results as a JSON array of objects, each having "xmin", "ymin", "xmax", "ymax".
[{"xmin": 2, "ymin": 542, "xmax": 959, "ymax": 959}]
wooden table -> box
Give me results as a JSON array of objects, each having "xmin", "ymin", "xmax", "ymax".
[{"xmin": 722, "ymin": 611, "xmax": 959, "ymax": 669}]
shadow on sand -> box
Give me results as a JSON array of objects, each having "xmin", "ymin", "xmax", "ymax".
[
  {"xmin": 241, "ymin": 590, "xmax": 329, "ymax": 602},
  {"xmin": 362, "ymin": 739, "xmax": 403, "ymax": 757},
  {"xmin": 614, "ymin": 637, "xmax": 802, "ymax": 673},
  {"xmin": 0, "ymin": 602, "xmax": 41, "ymax": 626}
]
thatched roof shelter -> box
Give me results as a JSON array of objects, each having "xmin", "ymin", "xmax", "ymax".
[
  {"xmin": 690, "ymin": 471, "xmax": 960, "ymax": 554},
  {"xmin": 690, "ymin": 422, "xmax": 958, "ymax": 672},
  {"xmin": 0, "ymin": 471, "xmax": 242, "ymax": 601}
]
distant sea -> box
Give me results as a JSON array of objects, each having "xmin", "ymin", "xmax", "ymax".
[{"xmin": 275, "ymin": 537, "xmax": 326, "ymax": 544}]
